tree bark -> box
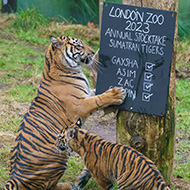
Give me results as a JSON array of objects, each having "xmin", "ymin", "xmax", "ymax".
[{"xmin": 116, "ymin": 0, "xmax": 178, "ymax": 185}]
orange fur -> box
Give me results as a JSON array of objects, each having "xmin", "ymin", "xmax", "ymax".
[
  {"xmin": 4, "ymin": 35, "xmax": 126, "ymax": 190},
  {"xmin": 57, "ymin": 122, "xmax": 171, "ymax": 190}
]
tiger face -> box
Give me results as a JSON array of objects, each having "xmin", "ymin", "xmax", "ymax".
[
  {"xmin": 56, "ymin": 118, "xmax": 82, "ymax": 152},
  {"xmin": 56, "ymin": 129, "xmax": 68, "ymax": 152},
  {"xmin": 50, "ymin": 36, "xmax": 95, "ymax": 70}
]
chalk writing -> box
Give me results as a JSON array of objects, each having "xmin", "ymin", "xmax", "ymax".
[
  {"xmin": 143, "ymin": 82, "xmax": 153, "ymax": 92},
  {"xmin": 105, "ymin": 28, "xmax": 133, "ymax": 41},
  {"xmin": 111, "ymin": 55, "xmax": 138, "ymax": 100},
  {"xmin": 104, "ymin": 4, "xmax": 168, "ymax": 56},
  {"xmin": 108, "ymin": 6, "xmax": 165, "ymax": 26},
  {"xmin": 145, "ymin": 62, "xmax": 155, "ymax": 72},
  {"xmin": 96, "ymin": 2, "xmax": 176, "ymax": 116},
  {"xmin": 142, "ymin": 62, "xmax": 154, "ymax": 102},
  {"xmin": 109, "ymin": 6, "xmax": 144, "ymax": 22},
  {"xmin": 112, "ymin": 56, "xmax": 138, "ymax": 68},
  {"xmin": 142, "ymin": 92, "xmax": 153, "ymax": 102}
]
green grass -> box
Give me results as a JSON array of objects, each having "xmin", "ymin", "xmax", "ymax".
[
  {"xmin": 14, "ymin": 29, "xmax": 50, "ymax": 45},
  {"xmin": 8, "ymin": 84, "xmax": 37, "ymax": 102},
  {"xmin": 10, "ymin": 8, "xmax": 50, "ymax": 31},
  {"xmin": 176, "ymin": 79, "xmax": 190, "ymax": 114},
  {"xmin": 175, "ymin": 79, "xmax": 190, "ymax": 182},
  {"xmin": 174, "ymin": 160, "xmax": 190, "ymax": 181},
  {"xmin": 60, "ymin": 155, "xmax": 85, "ymax": 183},
  {"xmin": 0, "ymin": 37, "xmax": 44, "ymax": 78},
  {"xmin": 0, "ymin": 10, "xmax": 190, "ymax": 189}
]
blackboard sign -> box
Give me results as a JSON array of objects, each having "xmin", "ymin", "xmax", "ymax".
[{"xmin": 96, "ymin": 2, "xmax": 176, "ymax": 117}]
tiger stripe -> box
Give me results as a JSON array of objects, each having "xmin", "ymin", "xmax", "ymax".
[
  {"xmin": 58, "ymin": 125, "xmax": 171, "ymax": 190},
  {"xmin": 4, "ymin": 35, "xmax": 126, "ymax": 189}
]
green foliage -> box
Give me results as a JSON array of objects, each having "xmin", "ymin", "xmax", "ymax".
[
  {"xmin": 178, "ymin": 0, "xmax": 190, "ymax": 37},
  {"xmin": 15, "ymin": 29, "xmax": 50, "ymax": 45},
  {"xmin": 10, "ymin": 8, "xmax": 50, "ymax": 31},
  {"xmin": 75, "ymin": 0, "xmax": 98, "ymax": 21},
  {"xmin": 84, "ymin": 179, "xmax": 101, "ymax": 190},
  {"xmin": 0, "ymin": 146, "xmax": 11, "ymax": 184},
  {"xmin": 60, "ymin": 155, "xmax": 84, "ymax": 182}
]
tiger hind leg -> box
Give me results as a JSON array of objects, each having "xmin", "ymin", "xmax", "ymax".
[
  {"xmin": 75, "ymin": 166, "xmax": 92, "ymax": 189},
  {"xmin": 53, "ymin": 182, "xmax": 78, "ymax": 190}
]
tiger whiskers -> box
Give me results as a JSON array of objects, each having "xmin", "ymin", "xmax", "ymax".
[{"xmin": 90, "ymin": 58, "xmax": 104, "ymax": 74}]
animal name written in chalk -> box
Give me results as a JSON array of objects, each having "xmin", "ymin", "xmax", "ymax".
[
  {"xmin": 108, "ymin": 6, "xmax": 165, "ymax": 26},
  {"xmin": 116, "ymin": 68, "xmax": 136, "ymax": 79},
  {"xmin": 111, "ymin": 56, "xmax": 139, "ymax": 68},
  {"xmin": 117, "ymin": 77, "xmax": 135, "ymax": 88}
]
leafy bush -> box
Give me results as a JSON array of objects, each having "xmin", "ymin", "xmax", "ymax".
[{"xmin": 10, "ymin": 8, "xmax": 50, "ymax": 31}]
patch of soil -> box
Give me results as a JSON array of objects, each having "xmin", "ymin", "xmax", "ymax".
[
  {"xmin": 0, "ymin": 99, "xmax": 29, "ymax": 125},
  {"xmin": 172, "ymin": 178, "xmax": 190, "ymax": 190},
  {"xmin": 0, "ymin": 83, "xmax": 11, "ymax": 89},
  {"xmin": 0, "ymin": 131, "xmax": 15, "ymax": 149},
  {"xmin": 176, "ymin": 68, "xmax": 190, "ymax": 79},
  {"xmin": 83, "ymin": 110, "xmax": 116, "ymax": 143},
  {"xmin": 0, "ymin": 13, "xmax": 15, "ymax": 30}
]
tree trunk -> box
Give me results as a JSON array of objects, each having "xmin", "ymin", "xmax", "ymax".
[{"xmin": 116, "ymin": 0, "xmax": 178, "ymax": 185}]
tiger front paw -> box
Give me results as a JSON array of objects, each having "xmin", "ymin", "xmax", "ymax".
[
  {"xmin": 105, "ymin": 87, "xmax": 126, "ymax": 105},
  {"xmin": 75, "ymin": 167, "xmax": 91, "ymax": 189}
]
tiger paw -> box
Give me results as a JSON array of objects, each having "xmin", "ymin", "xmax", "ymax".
[
  {"xmin": 70, "ymin": 183, "xmax": 79, "ymax": 190},
  {"xmin": 105, "ymin": 87, "xmax": 126, "ymax": 105},
  {"xmin": 54, "ymin": 182, "xmax": 77, "ymax": 190},
  {"xmin": 75, "ymin": 168, "xmax": 91, "ymax": 189}
]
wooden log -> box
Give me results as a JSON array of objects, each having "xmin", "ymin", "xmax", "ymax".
[{"xmin": 116, "ymin": 0, "xmax": 178, "ymax": 185}]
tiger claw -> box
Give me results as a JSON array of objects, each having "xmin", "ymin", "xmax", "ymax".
[
  {"xmin": 116, "ymin": 87, "xmax": 127, "ymax": 104},
  {"xmin": 121, "ymin": 88, "xmax": 127, "ymax": 102}
]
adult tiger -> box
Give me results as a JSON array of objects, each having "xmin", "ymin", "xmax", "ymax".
[
  {"xmin": 4, "ymin": 35, "xmax": 126, "ymax": 190},
  {"xmin": 56, "ymin": 119, "xmax": 171, "ymax": 190}
]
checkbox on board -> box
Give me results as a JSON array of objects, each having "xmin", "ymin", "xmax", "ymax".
[
  {"xmin": 142, "ymin": 92, "xmax": 153, "ymax": 102},
  {"xmin": 145, "ymin": 62, "xmax": 155, "ymax": 72},
  {"xmin": 144, "ymin": 72, "xmax": 153, "ymax": 82},
  {"xmin": 143, "ymin": 82, "xmax": 153, "ymax": 92}
]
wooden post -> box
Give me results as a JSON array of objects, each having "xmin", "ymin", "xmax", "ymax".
[{"xmin": 116, "ymin": 0, "xmax": 178, "ymax": 185}]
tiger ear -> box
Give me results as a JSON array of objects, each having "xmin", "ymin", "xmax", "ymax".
[
  {"xmin": 67, "ymin": 128, "xmax": 76, "ymax": 140},
  {"xmin": 50, "ymin": 36, "xmax": 63, "ymax": 48},
  {"xmin": 76, "ymin": 118, "xmax": 82, "ymax": 128}
]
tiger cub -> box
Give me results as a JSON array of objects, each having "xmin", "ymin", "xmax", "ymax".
[{"xmin": 56, "ymin": 119, "xmax": 171, "ymax": 190}]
